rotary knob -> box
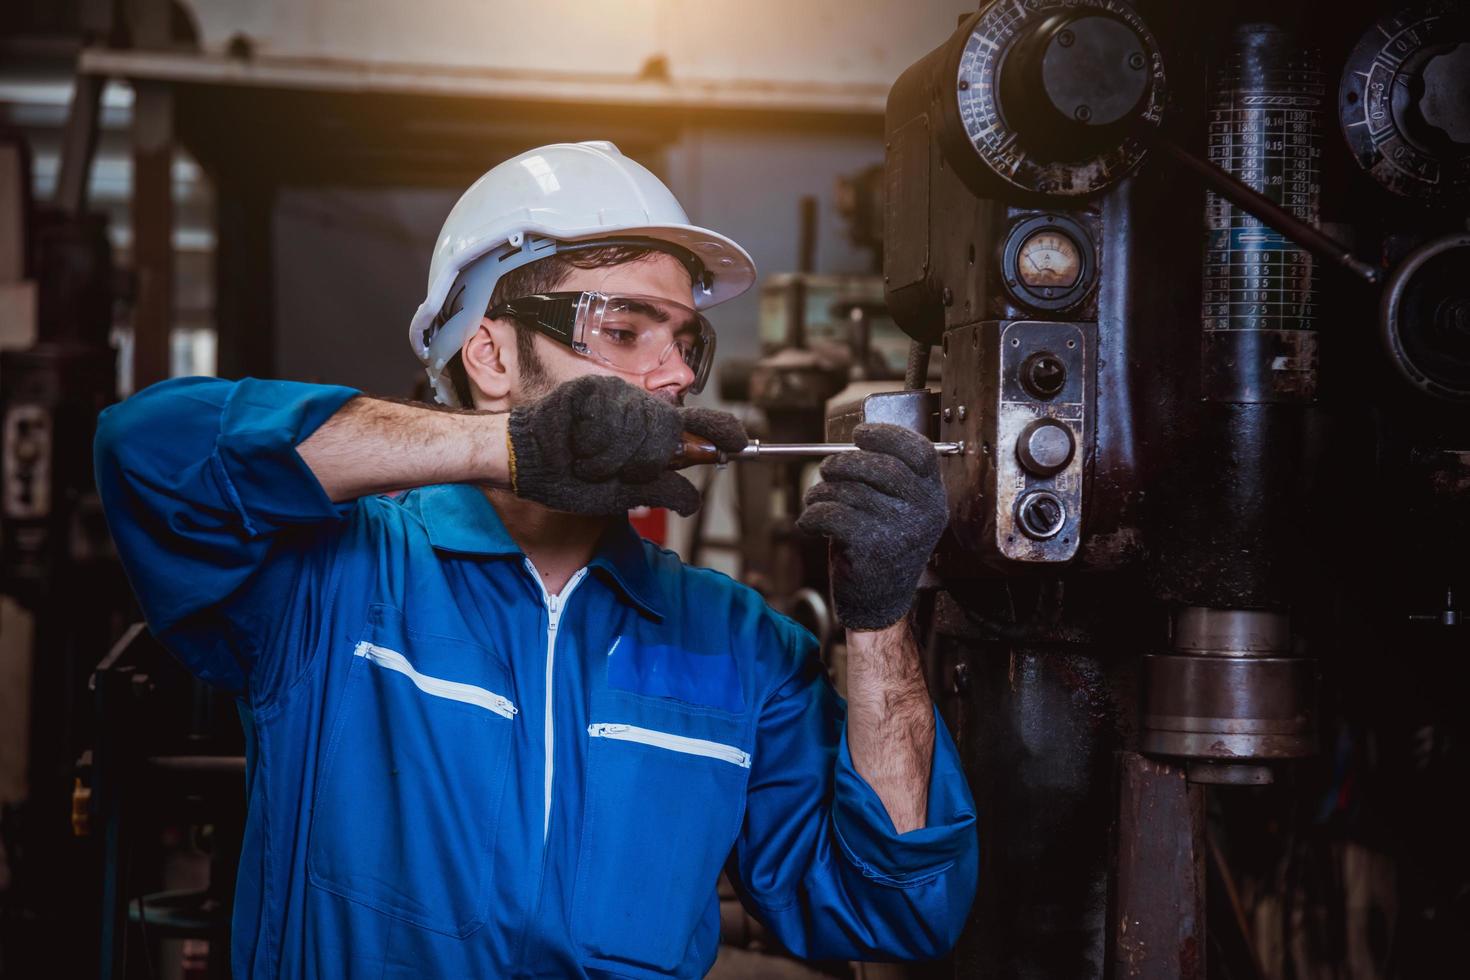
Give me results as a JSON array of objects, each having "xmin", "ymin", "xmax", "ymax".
[
  {"xmin": 1016, "ymin": 418, "xmax": 1076, "ymax": 476},
  {"xmin": 1339, "ymin": 1, "xmax": 1470, "ymax": 201},
  {"xmin": 938, "ymin": 0, "xmax": 1167, "ymax": 198},
  {"xmin": 1016, "ymin": 490, "xmax": 1068, "ymax": 540},
  {"xmin": 999, "ymin": 12, "xmax": 1153, "ymax": 156}
]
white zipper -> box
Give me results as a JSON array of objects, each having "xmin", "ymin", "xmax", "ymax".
[
  {"xmin": 525, "ymin": 560, "xmax": 590, "ymax": 841},
  {"xmin": 352, "ymin": 642, "xmax": 518, "ymax": 719},
  {"xmin": 587, "ymin": 723, "xmax": 752, "ymax": 769}
]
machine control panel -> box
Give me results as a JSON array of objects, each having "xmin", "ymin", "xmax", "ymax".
[{"xmin": 940, "ymin": 319, "xmax": 1095, "ymax": 564}]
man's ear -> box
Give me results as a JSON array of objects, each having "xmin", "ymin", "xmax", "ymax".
[{"xmin": 461, "ymin": 316, "xmax": 517, "ymax": 409}]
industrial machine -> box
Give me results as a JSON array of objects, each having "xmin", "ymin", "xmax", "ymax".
[{"xmin": 861, "ymin": 0, "xmax": 1469, "ymax": 976}]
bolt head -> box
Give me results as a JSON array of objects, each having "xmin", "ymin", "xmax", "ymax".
[
  {"xmin": 1057, "ymin": 29, "xmax": 1075, "ymax": 47},
  {"xmin": 1075, "ymin": 105, "xmax": 1093, "ymax": 122},
  {"xmin": 1129, "ymin": 51, "xmax": 1146, "ymax": 70}
]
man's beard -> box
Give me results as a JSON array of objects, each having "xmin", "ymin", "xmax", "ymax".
[{"xmin": 516, "ymin": 327, "xmax": 555, "ymax": 400}]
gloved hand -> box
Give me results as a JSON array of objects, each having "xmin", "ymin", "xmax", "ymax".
[
  {"xmin": 796, "ymin": 423, "xmax": 948, "ymax": 630},
  {"xmin": 507, "ymin": 375, "xmax": 746, "ymax": 517}
]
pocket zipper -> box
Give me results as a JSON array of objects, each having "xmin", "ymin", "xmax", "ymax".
[
  {"xmin": 587, "ymin": 723, "xmax": 751, "ymax": 769},
  {"xmin": 353, "ymin": 642, "xmax": 518, "ymax": 720}
]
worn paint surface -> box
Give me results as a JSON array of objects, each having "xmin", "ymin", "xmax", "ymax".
[{"xmin": 1114, "ymin": 754, "xmax": 1206, "ymax": 980}]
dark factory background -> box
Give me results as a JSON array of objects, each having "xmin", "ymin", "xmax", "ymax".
[{"xmin": 0, "ymin": 1, "xmax": 1467, "ymax": 978}]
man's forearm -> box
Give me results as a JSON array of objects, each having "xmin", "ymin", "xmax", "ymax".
[
  {"xmin": 844, "ymin": 619, "xmax": 934, "ymax": 833},
  {"xmin": 296, "ymin": 396, "xmax": 511, "ymax": 502}
]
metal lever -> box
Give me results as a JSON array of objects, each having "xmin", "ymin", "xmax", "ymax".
[
  {"xmin": 1156, "ymin": 137, "xmax": 1383, "ymax": 286},
  {"xmin": 670, "ymin": 434, "xmax": 965, "ymax": 469}
]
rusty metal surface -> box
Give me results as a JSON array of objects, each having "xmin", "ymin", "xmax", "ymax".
[
  {"xmin": 1201, "ymin": 329, "xmax": 1320, "ymax": 403},
  {"xmin": 1114, "ymin": 753, "xmax": 1205, "ymax": 980}
]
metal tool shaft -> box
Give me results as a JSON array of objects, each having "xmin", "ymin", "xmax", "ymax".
[
  {"xmin": 732, "ymin": 439, "xmax": 964, "ymax": 459},
  {"xmin": 669, "ymin": 434, "xmax": 963, "ymax": 469}
]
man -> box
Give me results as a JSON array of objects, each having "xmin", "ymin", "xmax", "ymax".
[{"xmin": 96, "ymin": 141, "xmax": 977, "ymax": 979}]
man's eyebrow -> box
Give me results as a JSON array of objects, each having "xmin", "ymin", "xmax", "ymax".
[{"xmin": 615, "ymin": 298, "xmax": 671, "ymax": 322}]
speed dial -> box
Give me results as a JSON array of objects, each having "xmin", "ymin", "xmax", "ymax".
[
  {"xmin": 1003, "ymin": 214, "xmax": 1097, "ymax": 311},
  {"xmin": 947, "ymin": 0, "xmax": 1167, "ymax": 198},
  {"xmin": 1339, "ymin": 0, "xmax": 1470, "ymax": 202}
]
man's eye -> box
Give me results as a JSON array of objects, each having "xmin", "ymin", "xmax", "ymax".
[{"xmin": 601, "ymin": 327, "xmax": 639, "ymax": 347}]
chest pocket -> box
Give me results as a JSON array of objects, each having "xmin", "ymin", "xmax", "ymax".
[
  {"xmin": 572, "ymin": 694, "xmax": 751, "ymax": 973},
  {"xmin": 308, "ymin": 605, "xmax": 514, "ymax": 938}
]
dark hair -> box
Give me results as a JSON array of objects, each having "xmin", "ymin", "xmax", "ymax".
[{"xmin": 445, "ymin": 243, "xmax": 667, "ymax": 405}]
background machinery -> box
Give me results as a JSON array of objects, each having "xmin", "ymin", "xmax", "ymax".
[{"xmin": 870, "ymin": 0, "xmax": 1469, "ymax": 976}]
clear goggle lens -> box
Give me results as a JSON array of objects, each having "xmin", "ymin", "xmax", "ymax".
[
  {"xmin": 492, "ymin": 291, "xmax": 717, "ymax": 393},
  {"xmin": 576, "ymin": 293, "xmax": 713, "ymax": 388}
]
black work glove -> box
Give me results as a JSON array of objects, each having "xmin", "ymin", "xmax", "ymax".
[
  {"xmin": 507, "ymin": 375, "xmax": 746, "ymax": 517},
  {"xmin": 796, "ymin": 423, "xmax": 948, "ymax": 630}
]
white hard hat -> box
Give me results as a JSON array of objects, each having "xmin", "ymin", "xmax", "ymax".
[{"xmin": 409, "ymin": 140, "xmax": 757, "ymax": 405}]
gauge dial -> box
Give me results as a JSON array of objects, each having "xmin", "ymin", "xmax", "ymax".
[
  {"xmin": 1018, "ymin": 232, "xmax": 1081, "ymax": 288},
  {"xmin": 1002, "ymin": 214, "xmax": 1096, "ymax": 312}
]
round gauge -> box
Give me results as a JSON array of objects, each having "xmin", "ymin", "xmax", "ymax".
[
  {"xmin": 1017, "ymin": 231, "xmax": 1081, "ymax": 288},
  {"xmin": 1002, "ymin": 214, "xmax": 1096, "ymax": 311},
  {"xmin": 946, "ymin": 0, "xmax": 1167, "ymax": 198}
]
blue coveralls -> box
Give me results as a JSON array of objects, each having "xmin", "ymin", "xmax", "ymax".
[{"xmin": 94, "ymin": 377, "xmax": 979, "ymax": 979}]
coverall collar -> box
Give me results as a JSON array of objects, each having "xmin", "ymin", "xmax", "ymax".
[{"xmin": 417, "ymin": 482, "xmax": 666, "ymax": 621}]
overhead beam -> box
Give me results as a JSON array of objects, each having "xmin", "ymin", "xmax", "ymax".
[{"xmin": 77, "ymin": 47, "xmax": 888, "ymax": 119}]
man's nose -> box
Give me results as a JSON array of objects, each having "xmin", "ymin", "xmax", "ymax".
[{"xmin": 645, "ymin": 351, "xmax": 696, "ymax": 397}]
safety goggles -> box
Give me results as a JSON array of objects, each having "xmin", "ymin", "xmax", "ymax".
[{"xmin": 489, "ymin": 291, "xmax": 717, "ymax": 394}]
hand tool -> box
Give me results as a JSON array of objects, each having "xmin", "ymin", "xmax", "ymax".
[{"xmin": 670, "ymin": 434, "xmax": 964, "ymax": 469}]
